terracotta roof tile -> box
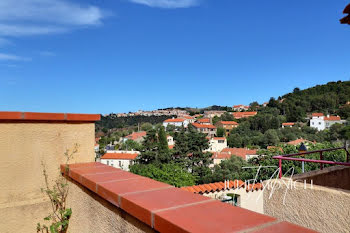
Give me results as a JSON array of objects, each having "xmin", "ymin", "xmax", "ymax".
[
  {"xmin": 282, "ymin": 122, "xmax": 295, "ymax": 126},
  {"xmin": 197, "ymin": 118, "xmax": 210, "ymax": 123},
  {"xmin": 217, "ymin": 148, "xmax": 258, "ymax": 160},
  {"xmin": 182, "ymin": 180, "xmax": 264, "ymax": 194},
  {"xmin": 192, "ymin": 123, "xmax": 217, "ymax": 129},
  {"xmin": 324, "ymin": 116, "xmax": 341, "ymax": 121},
  {"xmin": 125, "ymin": 131, "xmax": 147, "ymax": 140},
  {"xmin": 220, "ymin": 121, "xmax": 238, "ymax": 125},
  {"xmin": 101, "ymin": 153, "xmax": 139, "ymax": 160},
  {"xmin": 164, "ymin": 118, "xmax": 185, "ymax": 123}
]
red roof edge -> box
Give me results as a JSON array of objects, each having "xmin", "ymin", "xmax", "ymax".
[
  {"xmin": 61, "ymin": 162, "xmax": 317, "ymax": 233},
  {"xmin": 0, "ymin": 111, "xmax": 100, "ymax": 122}
]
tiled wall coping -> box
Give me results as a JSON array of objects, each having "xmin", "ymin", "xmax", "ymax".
[
  {"xmin": 61, "ymin": 162, "xmax": 317, "ymax": 233},
  {"xmin": 0, "ymin": 112, "xmax": 100, "ymax": 122}
]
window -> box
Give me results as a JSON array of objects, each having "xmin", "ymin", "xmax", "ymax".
[
  {"xmin": 107, "ymin": 161, "xmax": 109, "ymax": 165},
  {"xmin": 218, "ymin": 140, "xmax": 224, "ymax": 143},
  {"xmin": 319, "ymin": 122, "xmax": 321, "ymax": 125},
  {"xmin": 119, "ymin": 161, "xmax": 122, "ymax": 167}
]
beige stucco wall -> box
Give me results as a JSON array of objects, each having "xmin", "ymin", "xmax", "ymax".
[
  {"xmin": 203, "ymin": 188, "xmax": 264, "ymax": 214},
  {"xmin": 0, "ymin": 122, "xmax": 96, "ymax": 233},
  {"xmin": 263, "ymin": 178, "xmax": 350, "ymax": 233},
  {"xmin": 66, "ymin": 179, "xmax": 154, "ymax": 233}
]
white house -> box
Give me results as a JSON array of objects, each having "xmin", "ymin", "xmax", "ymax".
[
  {"xmin": 167, "ymin": 135, "xmax": 174, "ymax": 149},
  {"xmin": 206, "ymin": 137, "xmax": 227, "ymax": 152},
  {"xmin": 233, "ymin": 105, "xmax": 249, "ymax": 111},
  {"xmin": 310, "ymin": 113, "xmax": 343, "ymax": 131},
  {"xmin": 100, "ymin": 150, "xmax": 140, "ymax": 171},
  {"xmin": 163, "ymin": 118, "xmax": 189, "ymax": 128}
]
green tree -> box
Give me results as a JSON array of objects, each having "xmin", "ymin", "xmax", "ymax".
[
  {"xmin": 263, "ymin": 129, "xmax": 280, "ymax": 146},
  {"xmin": 172, "ymin": 126, "xmax": 213, "ymax": 184},
  {"xmin": 205, "ymin": 155, "xmax": 255, "ymax": 183},
  {"xmin": 119, "ymin": 140, "xmax": 142, "ymax": 151},
  {"xmin": 130, "ymin": 163, "xmax": 196, "ymax": 187},
  {"xmin": 216, "ymin": 127, "xmax": 225, "ymax": 137},
  {"xmin": 141, "ymin": 122, "xmax": 153, "ymax": 132}
]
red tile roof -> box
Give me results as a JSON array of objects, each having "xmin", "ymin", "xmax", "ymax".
[
  {"xmin": 212, "ymin": 137, "xmax": 226, "ymax": 140},
  {"xmin": 182, "ymin": 115, "xmax": 194, "ymax": 120},
  {"xmin": 125, "ymin": 131, "xmax": 147, "ymax": 140},
  {"xmin": 324, "ymin": 116, "xmax": 341, "ymax": 121},
  {"xmin": 197, "ymin": 118, "xmax": 210, "ymax": 123},
  {"xmin": 101, "ymin": 153, "xmax": 139, "ymax": 160},
  {"xmin": 287, "ymin": 138, "xmax": 313, "ymax": 146},
  {"xmin": 232, "ymin": 112, "xmax": 257, "ymax": 119},
  {"xmin": 0, "ymin": 111, "xmax": 100, "ymax": 122},
  {"xmin": 181, "ymin": 180, "xmax": 263, "ymax": 194},
  {"xmin": 215, "ymin": 148, "xmax": 257, "ymax": 160},
  {"xmin": 233, "ymin": 105, "xmax": 249, "ymax": 109},
  {"xmin": 192, "ymin": 123, "xmax": 216, "ymax": 129},
  {"xmin": 220, "ymin": 121, "xmax": 238, "ymax": 125},
  {"xmin": 164, "ymin": 118, "xmax": 185, "ymax": 123},
  {"xmin": 282, "ymin": 122, "xmax": 295, "ymax": 126},
  {"xmin": 312, "ymin": 113, "xmax": 324, "ymax": 117}
]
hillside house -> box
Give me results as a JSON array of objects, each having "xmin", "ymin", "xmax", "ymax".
[
  {"xmin": 100, "ymin": 151, "xmax": 140, "ymax": 171},
  {"xmin": 163, "ymin": 118, "xmax": 189, "ymax": 128},
  {"xmin": 310, "ymin": 113, "xmax": 343, "ymax": 131},
  {"xmin": 232, "ymin": 111, "xmax": 257, "ymax": 119},
  {"xmin": 204, "ymin": 110, "xmax": 226, "ymax": 118},
  {"xmin": 205, "ymin": 137, "xmax": 227, "ymax": 152},
  {"xmin": 192, "ymin": 123, "xmax": 217, "ymax": 138},
  {"xmin": 123, "ymin": 131, "xmax": 147, "ymax": 143},
  {"xmin": 233, "ymin": 105, "xmax": 249, "ymax": 111},
  {"xmin": 167, "ymin": 135, "xmax": 174, "ymax": 149},
  {"xmin": 216, "ymin": 121, "xmax": 239, "ymax": 135},
  {"xmin": 196, "ymin": 118, "xmax": 211, "ymax": 125},
  {"xmin": 212, "ymin": 148, "xmax": 258, "ymax": 166},
  {"xmin": 282, "ymin": 122, "xmax": 295, "ymax": 128}
]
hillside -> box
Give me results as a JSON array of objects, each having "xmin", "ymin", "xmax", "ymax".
[{"xmin": 268, "ymin": 80, "xmax": 350, "ymax": 121}]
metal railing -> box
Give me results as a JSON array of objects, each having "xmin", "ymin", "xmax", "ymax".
[{"xmin": 273, "ymin": 147, "xmax": 350, "ymax": 178}]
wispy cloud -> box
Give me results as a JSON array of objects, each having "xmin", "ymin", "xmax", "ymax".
[
  {"xmin": 0, "ymin": 0, "xmax": 107, "ymax": 62},
  {"xmin": 0, "ymin": 53, "xmax": 31, "ymax": 61},
  {"xmin": 0, "ymin": 37, "xmax": 12, "ymax": 46},
  {"xmin": 129, "ymin": 0, "xmax": 199, "ymax": 8},
  {"xmin": 0, "ymin": 0, "xmax": 107, "ymax": 37},
  {"xmin": 39, "ymin": 51, "xmax": 56, "ymax": 57}
]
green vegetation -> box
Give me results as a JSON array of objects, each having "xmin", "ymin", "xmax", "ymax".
[
  {"xmin": 270, "ymin": 80, "xmax": 350, "ymax": 121},
  {"xmin": 103, "ymin": 81, "xmax": 350, "ymax": 186},
  {"xmin": 37, "ymin": 145, "xmax": 78, "ymax": 233},
  {"xmin": 130, "ymin": 163, "xmax": 196, "ymax": 187}
]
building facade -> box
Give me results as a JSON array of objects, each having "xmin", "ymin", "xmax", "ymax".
[
  {"xmin": 310, "ymin": 113, "xmax": 343, "ymax": 131},
  {"xmin": 163, "ymin": 118, "xmax": 189, "ymax": 128},
  {"xmin": 100, "ymin": 151, "xmax": 140, "ymax": 171}
]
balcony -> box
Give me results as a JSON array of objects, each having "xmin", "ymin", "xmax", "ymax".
[{"xmin": 0, "ymin": 112, "xmax": 318, "ymax": 232}]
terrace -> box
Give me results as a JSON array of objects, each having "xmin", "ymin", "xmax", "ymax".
[{"xmin": 1, "ymin": 111, "xmax": 318, "ymax": 232}]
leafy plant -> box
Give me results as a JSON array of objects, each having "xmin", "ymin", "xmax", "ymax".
[{"xmin": 37, "ymin": 144, "xmax": 79, "ymax": 233}]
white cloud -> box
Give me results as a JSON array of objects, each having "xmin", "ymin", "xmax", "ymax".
[
  {"xmin": 0, "ymin": 24, "xmax": 67, "ymax": 37},
  {"xmin": 0, "ymin": 0, "xmax": 107, "ymax": 37},
  {"xmin": 0, "ymin": 53, "xmax": 31, "ymax": 61},
  {"xmin": 129, "ymin": 0, "xmax": 199, "ymax": 8}
]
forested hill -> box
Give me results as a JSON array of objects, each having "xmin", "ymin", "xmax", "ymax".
[{"xmin": 268, "ymin": 80, "xmax": 350, "ymax": 122}]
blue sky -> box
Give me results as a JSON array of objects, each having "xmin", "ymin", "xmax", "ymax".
[{"xmin": 0, "ymin": 0, "xmax": 349, "ymax": 114}]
